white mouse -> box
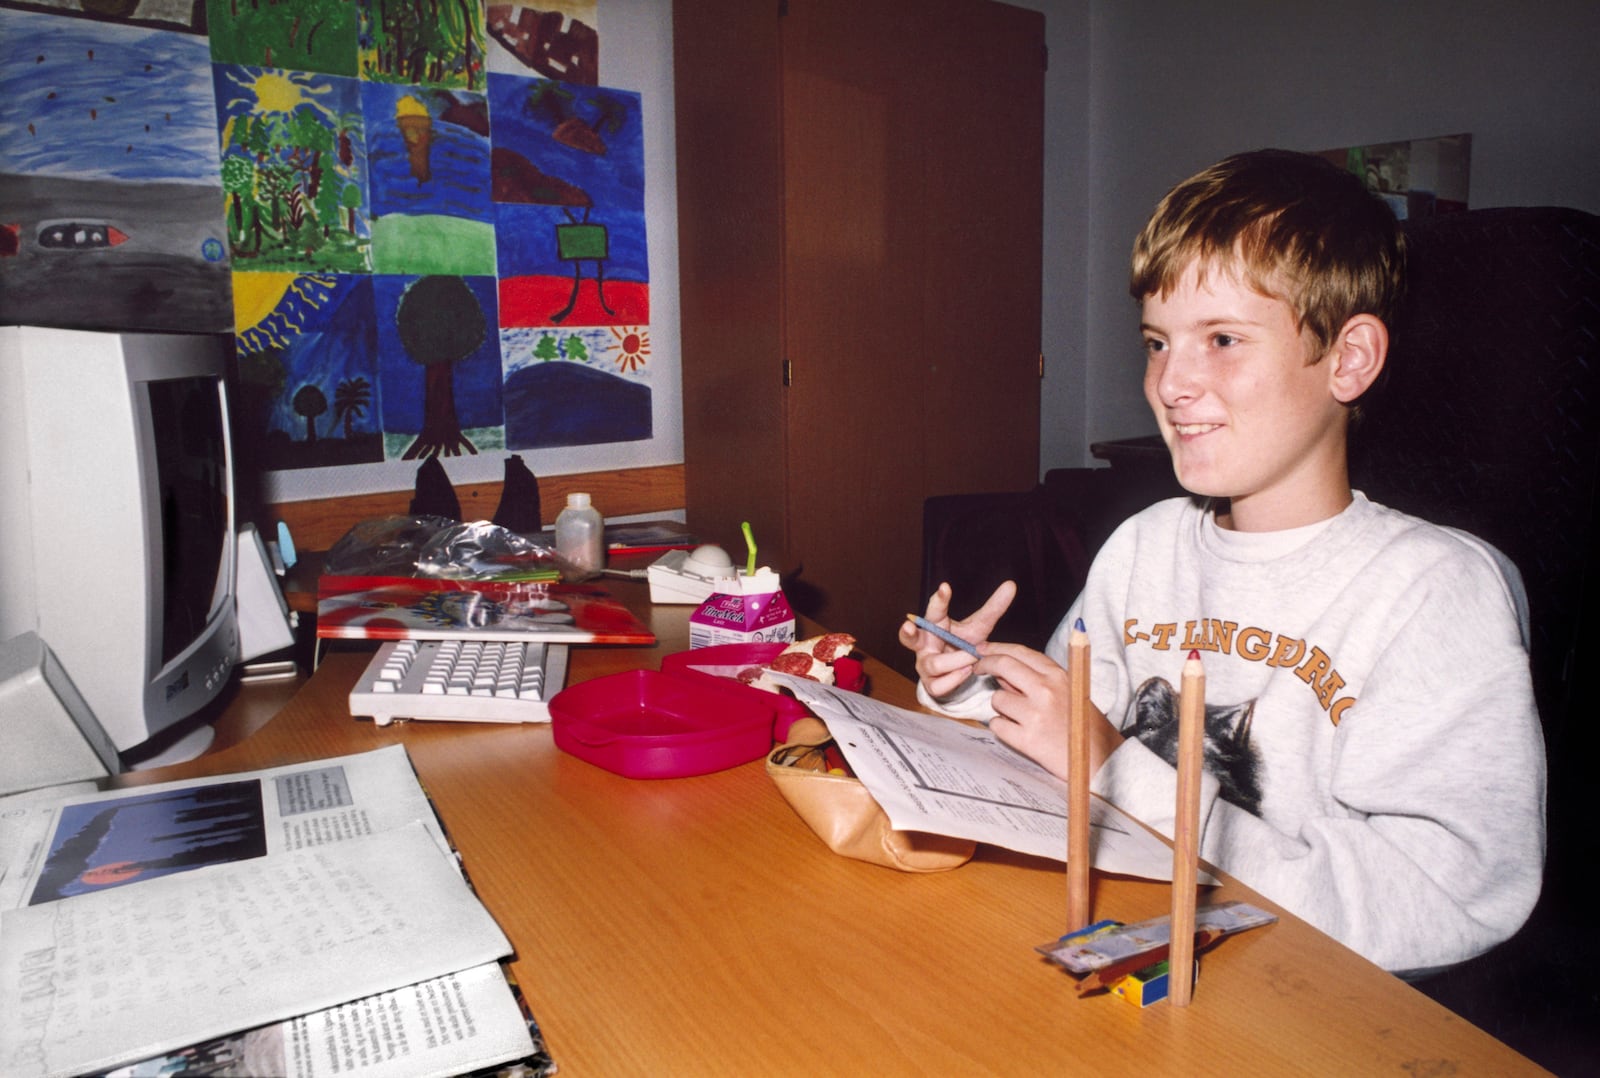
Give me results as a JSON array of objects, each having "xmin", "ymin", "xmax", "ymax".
[{"xmin": 683, "ymin": 543, "xmax": 736, "ymax": 579}]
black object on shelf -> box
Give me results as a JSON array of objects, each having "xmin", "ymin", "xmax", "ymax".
[
  {"xmin": 408, "ymin": 457, "xmax": 461, "ymax": 521},
  {"xmin": 492, "ymin": 454, "xmax": 543, "ymax": 534}
]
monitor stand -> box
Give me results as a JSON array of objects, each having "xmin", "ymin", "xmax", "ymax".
[{"xmin": 125, "ymin": 724, "xmax": 217, "ymax": 771}]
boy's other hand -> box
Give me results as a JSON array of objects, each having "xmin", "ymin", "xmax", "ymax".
[
  {"xmin": 979, "ymin": 642, "xmax": 1122, "ymax": 782},
  {"xmin": 900, "ymin": 580, "xmax": 1016, "ymax": 696}
]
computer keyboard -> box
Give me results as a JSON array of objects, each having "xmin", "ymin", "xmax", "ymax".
[{"xmin": 348, "ymin": 638, "xmax": 570, "ymax": 725}]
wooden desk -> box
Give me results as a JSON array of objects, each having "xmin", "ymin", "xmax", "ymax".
[{"xmin": 121, "ymin": 581, "xmax": 1541, "ymax": 1075}]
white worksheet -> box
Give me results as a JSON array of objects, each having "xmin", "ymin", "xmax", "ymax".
[{"xmin": 775, "ymin": 677, "xmax": 1208, "ymax": 882}]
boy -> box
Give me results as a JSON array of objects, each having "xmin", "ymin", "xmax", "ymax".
[{"xmin": 901, "ymin": 149, "xmax": 1545, "ymax": 977}]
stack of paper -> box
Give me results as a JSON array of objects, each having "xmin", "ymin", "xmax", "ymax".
[{"xmin": 0, "ymin": 746, "xmax": 550, "ymax": 1078}]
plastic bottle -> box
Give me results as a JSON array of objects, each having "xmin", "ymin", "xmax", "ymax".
[{"xmin": 555, "ymin": 492, "xmax": 605, "ymax": 579}]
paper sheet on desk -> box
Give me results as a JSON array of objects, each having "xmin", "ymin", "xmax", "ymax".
[
  {"xmin": 774, "ymin": 677, "xmax": 1208, "ymax": 882},
  {"xmin": 0, "ymin": 822, "xmax": 513, "ymax": 1078},
  {"xmin": 96, "ymin": 961, "xmax": 538, "ymax": 1078}
]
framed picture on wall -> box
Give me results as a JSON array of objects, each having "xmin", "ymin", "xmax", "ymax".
[{"xmin": 1316, "ymin": 133, "xmax": 1471, "ymax": 219}]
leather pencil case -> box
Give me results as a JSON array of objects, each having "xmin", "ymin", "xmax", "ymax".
[{"xmin": 766, "ymin": 717, "xmax": 975, "ymax": 872}]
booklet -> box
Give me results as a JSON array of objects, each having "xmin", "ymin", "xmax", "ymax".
[
  {"xmin": 0, "ymin": 747, "xmax": 551, "ymax": 1078},
  {"xmin": 317, "ymin": 575, "xmax": 656, "ymax": 645}
]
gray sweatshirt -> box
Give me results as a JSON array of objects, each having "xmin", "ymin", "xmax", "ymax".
[{"xmin": 921, "ymin": 493, "xmax": 1545, "ymax": 976}]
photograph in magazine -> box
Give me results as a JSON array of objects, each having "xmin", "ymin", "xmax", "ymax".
[{"xmin": 28, "ymin": 781, "xmax": 268, "ymax": 905}]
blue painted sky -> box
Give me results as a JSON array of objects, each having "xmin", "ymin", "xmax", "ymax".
[
  {"xmin": 488, "ymin": 73, "xmax": 647, "ymax": 280},
  {"xmin": 0, "ymin": 8, "xmax": 221, "ymax": 182},
  {"xmin": 364, "ymin": 82, "xmax": 492, "ymax": 222}
]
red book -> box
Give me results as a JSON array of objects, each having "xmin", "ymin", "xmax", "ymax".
[{"xmin": 316, "ymin": 575, "xmax": 656, "ymax": 645}]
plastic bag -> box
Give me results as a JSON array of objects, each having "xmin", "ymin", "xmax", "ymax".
[{"xmin": 323, "ymin": 515, "xmax": 571, "ymax": 580}]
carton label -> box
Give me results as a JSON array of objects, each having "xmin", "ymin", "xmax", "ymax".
[{"xmin": 688, "ymin": 574, "xmax": 795, "ymax": 647}]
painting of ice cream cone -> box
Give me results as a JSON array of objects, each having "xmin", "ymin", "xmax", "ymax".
[
  {"xmin": 396, "ymin": 95, "xmax": 435, "ymax": 182},
  {"xmin": 362, "ymin": 82, "xmax": 494, "ymax": 275}
]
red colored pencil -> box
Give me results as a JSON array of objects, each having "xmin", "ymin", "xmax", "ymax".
[
  {"xmin": 1170, "ymin": 650, "xmax": 1205, "ymax": 1005},
  {"xmin": 1067, "ymin": 619, "xmax": 1092, "ymax": 932}
]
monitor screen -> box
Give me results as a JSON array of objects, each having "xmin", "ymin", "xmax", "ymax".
[{"xmin": 150, "ymin": 375, "xmax": 231, "ymax": 668}]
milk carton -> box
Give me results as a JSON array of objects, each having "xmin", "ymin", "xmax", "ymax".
[{"xmin": 688, "ymin": 567, "xmax": 795, "ymax": 647}]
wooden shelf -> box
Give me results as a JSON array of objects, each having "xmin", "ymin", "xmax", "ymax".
[{"xmin": 265, "ymin": 463, "xmax": 684, "ymax": 552}]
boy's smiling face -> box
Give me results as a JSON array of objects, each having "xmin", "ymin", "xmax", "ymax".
[{"xmin": 1141, "ymin": 257, "xmax": 1364, "ymax": 532}]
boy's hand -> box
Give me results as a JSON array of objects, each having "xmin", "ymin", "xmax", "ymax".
[
  {"xmin": 978, "ymin": 642, "xmax": 1122, "ymax": 782},
  {"xmin": 899, "ymin": 580, "xmax": 1016, "ymax": 697}
]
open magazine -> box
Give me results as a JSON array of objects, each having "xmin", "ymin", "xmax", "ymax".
[
  {"xmin": 318, "ymin": 575, "xmax": 656, "ymax": 645},
  {"xmin": 0, "ymin": 746, "xmax": 554, "ymax": 1078}
]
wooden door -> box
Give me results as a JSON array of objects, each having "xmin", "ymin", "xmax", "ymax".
[
  {"xmin": 781, "ymin": 0, "xmax": 1044, "ymax": 672},
  {"xmin": 674, "ymin": 0, "xmax": 1043, "ymax": 674},
  {"xmin": 673, "ymin": 2, "xmax": 789, "ymax": 571}
]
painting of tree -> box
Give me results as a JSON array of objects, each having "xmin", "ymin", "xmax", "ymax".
[
  {"xmin": 293, "ymin": 383, "xmax": 328, "ymax": 441},
  {"xmin": 213, "ymin": 65, "xmax": 371, "ymax": 272},
  {"xmin": 231, "ymin": 272, "xmax": 385, "ymax": 471},
  {"xmin": 333, "ymin": 376, "xmax": 374, "ymax": 437},
  {"xmin": 397, "ymin": 275, "xmax": 482, "ymax": 458},
  {"xmin": 206, "ymin": 0, "xmax": 360, "ymax": 76},
  {"xmin": 375, "ymin": 274, "xmax": 504, "ymax": 461},
  {"xmin": 360, "ymin": 0, "xmax": 486, "ymax": 91}
]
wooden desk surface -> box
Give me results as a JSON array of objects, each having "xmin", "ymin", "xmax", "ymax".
[{"xmin": 122, "ymin": 579, "xmax": 1541, "ymax": 1075}]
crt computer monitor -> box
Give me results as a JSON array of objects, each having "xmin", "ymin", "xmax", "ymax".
[{"xmin": 0, "ymin": 324, "xmax": 241, "ymax": 766}]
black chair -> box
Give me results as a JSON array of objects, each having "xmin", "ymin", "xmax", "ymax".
[
  {"xmin": 1350, "ymin": 206, "xmax": 1600, "ymax": 1076},
  {"xmin": 919, "ymin": 466, "xmax": 1182, "ymax": 652}
]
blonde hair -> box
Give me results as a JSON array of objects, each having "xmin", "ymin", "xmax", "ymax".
[{"xmin": 1130, "ymin": 149, "xmax": 1405, "ymax": 356}]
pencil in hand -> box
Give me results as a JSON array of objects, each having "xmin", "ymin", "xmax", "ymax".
[{"xmin": 905, "ymin": 613, "xmax": 981, "ymax": 658}]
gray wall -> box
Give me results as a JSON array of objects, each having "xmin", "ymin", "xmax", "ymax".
[{"xmin": 1046, "ymin": 0, "xmax": 1600, "ymax": 468}]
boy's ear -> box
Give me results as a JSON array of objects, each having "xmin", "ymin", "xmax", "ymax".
[{"xmin": 1326, "ymin": 313, "xmax": 1388, "ymax": 404}]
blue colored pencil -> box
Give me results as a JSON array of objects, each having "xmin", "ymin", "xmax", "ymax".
[{"xmin": 905, "ymin": 613, "xmax": 982, "ymax": 658}]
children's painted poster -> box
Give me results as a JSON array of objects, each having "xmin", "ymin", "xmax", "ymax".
[
  {"xmin": 0, "ymin": 7, "xmax": 231, "ymax": 331},
  {"xmin": 1, "ymin": 0, "xmax": 204, "ymax": 33},
  {"xmin": 486, "ymin": 0, "xmax": 599, "ymax": 84},
  {"xmin": 489, "ymin": 75, "xmax": 647, "ymax": 326},
  {"xmin": 362, "ymin": 82, "xmax": 495, "ymax": 274},
  {"xmin": 213, "ymin": 64, "xmax": 371, "ymax": 272},
  {"xmin": 204, "ymin": 0, "xmax": 359, "ymax": 74},
  {"xmin": 500, "ymin": 324, "xmax": 651, "ymax": 449},
  {"xmin": 359, "ymin": 0, "xmax": 487, "ymax": 91},
  {"xmin": 491, "ymin": 72, "xmax": 652, "ymax": 449},
  {"xmin": 375, "ymin": 274, "xmax": 506, "ymax": 460},
  {"xmin": 3, "ymin": 0, "xmax": 669, "ymax": 492},
  {"xmin": 231, "ymin": 272, "xmax": 384, "ymax": 472},
  {"xmin": 1317, "ymin": 133, "xmax": 1472, "ymax": 219}
]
